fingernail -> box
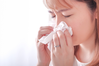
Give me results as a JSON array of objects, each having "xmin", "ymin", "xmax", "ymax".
[
  {"xmin": 65, "ymin": 29, "xmax": 68, "ymax": 32},
  {"xmin": 65, "ymin": 29, "xmax": 68, "ymax": 34}
]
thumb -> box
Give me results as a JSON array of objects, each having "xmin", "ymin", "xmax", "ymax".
[{"xmin": 45, "ymin": 44, "xmax": 50, "ymax": 56}]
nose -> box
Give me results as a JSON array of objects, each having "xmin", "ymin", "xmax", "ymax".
[{"xmin": 54, "ymin": 16, "xmax": 62, "ymax": 28}]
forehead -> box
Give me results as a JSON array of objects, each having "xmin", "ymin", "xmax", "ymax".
[{"xmin": 44, "ymin": 0, "xmax": 74, "ymax": 11}]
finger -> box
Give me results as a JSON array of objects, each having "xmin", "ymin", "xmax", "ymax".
[
  {"xmin": 64, "ymin": 29, "xmax": 73, "ymax": 47},
  {"xmin": 40, "ymin": 26, "xmax": 53, "ymax": 30},
  {"xmin": 45, "ymin": 44, "xmax": 50, "ymax": 56},
  {"xmin": 37, "ymin": 26, "xmax": 53, "ymax": 39},
  {"xmin": 53, "ymin": 33, "xmax": 61, "ymax": 51},
  {"xmin": 38, "ymin": 29, "xmax": 53, "ymax": 39},
  {"xmin": 36, "ymin": 26, "xmax": 53, "ymax": 46},
  {"xmin": 51, "ymin": 40, "xmax": 54, "ymax": 54},
  {"xmin": 51, "ymin": 40, "xmax": 56, "ymax": 60},
  {"xmin": 50, "ymin": 42, "xmax": 55, "ymax": 62},
  {"xmin": 57, "ymin": 30, "xmax": 67, "ymax": 49},
  {"xmin": 37, "ymin": 41, "xmax": 44, "ymax": 50},
  {"xmin": 38, "ymin": 29, "xmax": 52, "ymax": 36}
]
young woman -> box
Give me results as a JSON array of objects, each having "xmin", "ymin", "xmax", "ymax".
[{"xmin": 36, "ymin": 0, "xmax": 99, "ymax": 66}]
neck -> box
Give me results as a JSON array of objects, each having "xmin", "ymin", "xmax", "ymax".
[
  {"xmin": 76, "ymin": 31, "xmax": 96, "ymax": 63},
  {"xmin": 79, "ymin": 33, "xmax": 96, "ymax": 53}
]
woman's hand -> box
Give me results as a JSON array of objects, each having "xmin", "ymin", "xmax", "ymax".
[
  {"xmin": 51, "ymin": 29, "xmax": 74, "ymax": 66},
  {"xmin": 36, "ymin": 26, "xmax": 53, "ymax": 66}
]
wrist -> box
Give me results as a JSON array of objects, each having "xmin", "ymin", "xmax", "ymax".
[{"xmin": 37, "ymin": 63, "xmax": 49, "ymax": 66}]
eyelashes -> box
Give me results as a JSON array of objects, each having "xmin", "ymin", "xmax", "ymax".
[
  {"xmin": 64, "ymin": 15, "xmax": 71, "ymax": 17},
  {"xmin": 51, "ymin": 15, "xmax": 72, "ymax": 18},
  {"xmin": 52, "ymin": 16, "xmax": 56, "ymax": 18}
]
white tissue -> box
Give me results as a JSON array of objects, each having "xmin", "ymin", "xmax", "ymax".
[{"xmin": 39, "ymin": 21, "xmax": 73, "ymax": 44}]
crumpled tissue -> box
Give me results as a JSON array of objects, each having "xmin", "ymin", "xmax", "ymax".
[{"xmin": 39, "ymin": 21, "xmax": 73, "ymax": 44}]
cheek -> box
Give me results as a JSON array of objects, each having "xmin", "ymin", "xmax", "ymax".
[
  {"xmin": 71, "ymin": 21, "xmax": 84, "ymax": 45},
  {"xmin": 70, "ymin": 16, "xmax": 95, "ymax": 45}
]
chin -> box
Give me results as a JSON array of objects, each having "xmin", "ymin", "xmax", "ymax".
[
  {"xmin": 72, "ymin": 35, "xmax": 81, "ymax": 46},
  {"xmin": 72, "ymin": 40, "xmax": 81, "ymax": 46},
  {"xmin": 73, "ymin": 44, "xmax": 79, "ymax": 46}
]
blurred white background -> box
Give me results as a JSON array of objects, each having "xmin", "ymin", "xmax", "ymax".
[{"xmin": 0, "ymin": 0, "xmax": 49, "ymax": 66}]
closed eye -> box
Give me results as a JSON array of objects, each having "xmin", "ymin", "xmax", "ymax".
[
  {"xmin": 51, "ymin": 15, "xmax": 71, "ymax": 18},
  {"xmin": 64, "ymin": 15, "xmax": 71, "ymax": 18},
  {"xmin": 52, "ymin": 15, "xmax": 56, "ymax": 18}
]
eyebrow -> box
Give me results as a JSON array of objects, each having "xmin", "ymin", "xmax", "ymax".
[{"xmin": 48, "ymin": 9, "xmax": 71, "ymax": 13}]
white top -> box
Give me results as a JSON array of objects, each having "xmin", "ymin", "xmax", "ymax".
[
  {"xmin": 49, "ymin": 56, "xmax": 90, "ymax": 66},
  {"xmin": 73, "ymin": 56, "xmax": 90, "ymax": 66}
]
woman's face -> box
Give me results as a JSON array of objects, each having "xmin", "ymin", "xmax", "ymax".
[{"xmin": 48, "ymin": 0, "xmax": 96, "ymax": 45}]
